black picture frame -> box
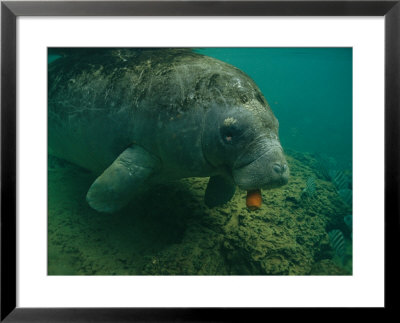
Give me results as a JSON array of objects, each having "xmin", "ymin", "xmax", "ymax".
[{"xmin": 1, "ymin": 0, "xmax": 399, "ymax": 321}]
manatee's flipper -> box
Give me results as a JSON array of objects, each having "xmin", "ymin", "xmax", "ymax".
[
  {"xmin": 204, "ymin": 175, "xmax": 236, "ymax": 207},
  {"xmin": 86, "ymin": 145, "xmax": 159, "ymax": 213}
]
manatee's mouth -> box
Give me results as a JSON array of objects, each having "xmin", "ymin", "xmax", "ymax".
[
  {"xmin": 263, "ymin": 176, "xmax": 289, "ymax": 189},
  {"xmin": 234, "ymin": 174, "xmax": 288, "ymax": 191},
  {"xmin": 232, "ymin": 147, "xmax": 289, "ymax": 191},
  {"xmin": 232, "ymin": 140, "xmax": 284, "ymax": 171}
]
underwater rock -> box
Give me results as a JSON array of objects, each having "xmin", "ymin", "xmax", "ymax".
[
  {"xmin": 48, "ymin": 150, "xmax": 351, "ymax": 275},
  {"xmin": 310, "ymin": 259, "xmax": 350, "ymax": 275},
  {"xmin": 219, "ymin": 153, "xmax": 349, "ymax": 275}
]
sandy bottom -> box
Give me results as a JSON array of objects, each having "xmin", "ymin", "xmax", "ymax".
[{"xmin": 48, "ymin": 150, "xmax": 352, "ymax": 275}]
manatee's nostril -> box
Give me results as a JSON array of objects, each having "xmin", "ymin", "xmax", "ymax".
[
  {"xmin": 273, "ymin": 164, "xmax": 283, "ymax": 174},
  {"xmin": 282, "ymin": 164, "xmax": 288, "ymax": 172}
]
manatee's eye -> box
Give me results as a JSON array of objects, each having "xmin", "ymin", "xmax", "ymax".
[{"xmin": 220, "ymin": 124, "xmax": 242, "ymax": 145}]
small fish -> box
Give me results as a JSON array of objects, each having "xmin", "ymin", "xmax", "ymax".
[
  {"xmin": 328, "ymin": 229, "xmax": 346, "ymax": 258},
  {"xmin": 338, "ymin": 188, "xmax": 352, "ymax": 206},
  {"xmin": 330, "ymin": 170, "xmax": 350, "ymax": 190},
  {"xmin": 344, "ymin": 214, "xmax": 352, "ymax": 229},
  {"xmin": 344, "ymin": 214, "xmax": 353, "ymax": 240},
  {"xmin": 302, "ymin": 176, "xmax": 316, "ymax": 198},
  {"xmin": 314, "ymin": 154, "xmax": 337, "ymax": 180}
]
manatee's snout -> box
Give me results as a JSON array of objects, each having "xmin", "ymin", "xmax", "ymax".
[
  {"xmin": 258, "ymin": 146, "xmax": 289, "ymax": 188},
  {"xmin": 232, "ymin": 143, "xmax": 289, "ymax": 190},
  {"xmin": 270, "ymin": 160, "xmax": 289, "ymax": 186},
  {"xmin": 273, "ymin": 163, "xmax": 288, "ymax": 176}
]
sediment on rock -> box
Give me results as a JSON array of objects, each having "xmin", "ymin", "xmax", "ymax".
[{"xmin": 48, "ymin": 150, "xmax": 352, "ymax": 275}]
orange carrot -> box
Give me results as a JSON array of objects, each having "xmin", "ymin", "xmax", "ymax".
[{"xmin": 246, "ymin": 189, "xmax": 262, "ymax": 210}]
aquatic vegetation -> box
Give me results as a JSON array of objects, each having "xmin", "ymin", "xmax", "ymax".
[
  {"xmin": 328, "ymin": 229, "xmax": 346, "ymax": 259},
  {"xmin": 301, "ymin": 176, "xmax": 316, "ymax": 198}
]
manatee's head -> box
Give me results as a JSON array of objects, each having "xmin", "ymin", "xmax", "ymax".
[{"xmin": 201, "ymin": 72, "xmax": 289, "ymax": 191}]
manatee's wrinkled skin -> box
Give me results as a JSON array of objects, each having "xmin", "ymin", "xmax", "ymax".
[{"xmin": 48, "ymin": 49, "xmax": 289, "ymax": 213}]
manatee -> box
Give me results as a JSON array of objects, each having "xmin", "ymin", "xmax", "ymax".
[{"xmin": 48, "ymin": 48, "xmax": 289, "ymax": 213}]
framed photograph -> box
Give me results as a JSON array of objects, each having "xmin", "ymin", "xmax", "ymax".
[{"xmin": 1, "ymin": 0, "xmax": 398, "ymax": 320}]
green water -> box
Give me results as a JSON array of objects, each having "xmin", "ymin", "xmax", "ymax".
[{"xmin": 48, "ymin": 48, "xmax": 352, "ymax": 275}]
